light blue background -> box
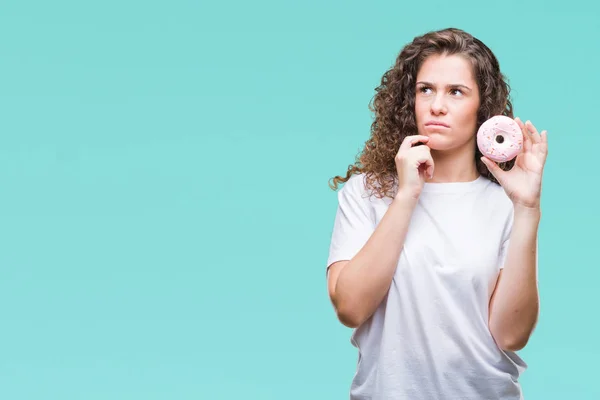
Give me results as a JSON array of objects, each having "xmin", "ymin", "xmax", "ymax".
[{"xmin": 0, "ymin": 0, "xmax": 597, "ymax": 399}]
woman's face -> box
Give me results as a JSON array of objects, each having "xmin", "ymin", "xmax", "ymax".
[{"xmin": 414, "ymin": 53, "xmax": 481, "ymax": 153}]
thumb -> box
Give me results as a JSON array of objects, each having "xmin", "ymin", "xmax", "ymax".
[{"xmin": 480, "ymin": 156, "xmax": 505, "ymax": 183}]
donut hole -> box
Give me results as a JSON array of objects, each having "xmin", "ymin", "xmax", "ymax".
[{"xmin": 495, "ymin": 135, "xmax": 505, "ymax": 144}]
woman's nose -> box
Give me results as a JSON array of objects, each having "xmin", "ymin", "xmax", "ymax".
[{"xmin": 430, "ymin": 95, "xmax": 447, "ymax": 114}]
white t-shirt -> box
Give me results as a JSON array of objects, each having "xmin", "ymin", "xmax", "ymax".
[{"xmin": 327, "ymin": 173, "xmax": 528, "ymax": 400}]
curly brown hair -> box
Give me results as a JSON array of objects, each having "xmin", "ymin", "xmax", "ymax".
[{"xmin": 329, "ymin": 27, "xmax": 515, "ymax": 199}]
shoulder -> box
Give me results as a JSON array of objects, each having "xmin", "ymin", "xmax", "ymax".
[
  {"xmin": 479, "ymin": 177, "xmax": 514, "ymax": 222},
  {"xmin": 337, "ymin": 173, "xmax": 383, "ymax": 209},
  {"xmin": 338, "ymin": 173, "xmax": 369, "ymax": 198},
  {"xmin": 483, "ymin": 178, "xmax": 512, "ymax": 205}
]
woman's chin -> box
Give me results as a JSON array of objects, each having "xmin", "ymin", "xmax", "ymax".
[
  {"xmin": 426, "ymin": 135, "xmax": 476, "ymax": 153},
  {"xmin": 423, "ymin": 136, "xmax": 447, "ymax": 150}
]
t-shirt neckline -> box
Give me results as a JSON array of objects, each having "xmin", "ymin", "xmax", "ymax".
[{"xmin": 420, "ymin": 175, "xmax": 489, "ymax": 194}]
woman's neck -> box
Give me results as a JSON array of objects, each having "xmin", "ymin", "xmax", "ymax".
[{"xmin": 427, "ymin": 146, "xmax": 480, "ymax": 183}]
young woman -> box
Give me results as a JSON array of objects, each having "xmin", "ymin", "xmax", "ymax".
[{"xmin": 326, "ymin": 28, "xmax": 548, "ymax": 399}]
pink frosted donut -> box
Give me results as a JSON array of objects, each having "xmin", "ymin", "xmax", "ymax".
[{"xmin": 476, "ymin": 115, "xmax": 523, "ymax": 162}]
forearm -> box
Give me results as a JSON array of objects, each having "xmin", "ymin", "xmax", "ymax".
[
  {"xmin": 333, "ymin": 194, "xmax": 417, "ymax": 326},
  {"xmin": 489, "ymin": 205, "xmax": 541, "ymax": 351}
]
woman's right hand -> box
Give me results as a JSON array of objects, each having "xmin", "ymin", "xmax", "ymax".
[{"xmin": 394, "ymin": 135, "xmax": 434, "ymax": 201}]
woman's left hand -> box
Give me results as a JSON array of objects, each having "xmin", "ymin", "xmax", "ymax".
[{"xmin": 481, "ymin": 117, "xmax": 548, "ymax": 209}]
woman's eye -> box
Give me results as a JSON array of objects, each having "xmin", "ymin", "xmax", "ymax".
[
  {"xmin": 450, "ymin": 89, "xmax": 463, "ymax": 96},
  {"xmin": 419, "ymin": 87, "xmax": 432, "ymax": 94}
]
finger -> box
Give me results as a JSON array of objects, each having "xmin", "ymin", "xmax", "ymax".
[
  {"xmin": 407, "ymin": 135, "xmax": 430, "ymax": 148},
  {"xmin": 411, "ymin": 146, "xmax": 434, "ymax": 176},
  {"xmin": 400, "ymin": 135, "xmax": 430, "ymax": 150},
  {"xmin": 539, "ymin": 130, "xmax": 549, "ymax": 158},
  {"xmin": 423, "ymin": 157, "xmax": 434, "ymax": 179},
  {"xmin": 541, "ymin": 130, "xmax": 548, "ymax": 144},
  {"xmin": 515, "ymin": 117, "xmax": 531, "ymax": 143},
  {"xmin": 525, "ymin": 120, "xmax": 542, "ymax": 144},
  {"xmin": 416, "ymin": 151, "xmax": 434, "ymax": 179},
  {"xmin": 418, "ymin": 159, "xmax": 434, "ymax": 179},
  {"xmin": 515, "ymin": 117, "xmax": 532, "ymax": 152},
  {"xmin": 480, "ymin": 156, "xmax": 506, "ymax": 184},
  {"xmin": 426, "ymin": 162, "xmax": 434, "ymax": 179}
]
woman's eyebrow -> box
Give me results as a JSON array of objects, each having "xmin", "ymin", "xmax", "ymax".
[{"xmin": 416, "ymin": 81, "xmax": 472, "ymax": 91}]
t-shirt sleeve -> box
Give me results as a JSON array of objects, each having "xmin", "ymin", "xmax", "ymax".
[
  {"xmin": 326, "ymin": 175, "xmax": 376, "ymax": 271},
  {"xmin": 498, "ymin": 237, "xmax": 509, "ymax": 269}
]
